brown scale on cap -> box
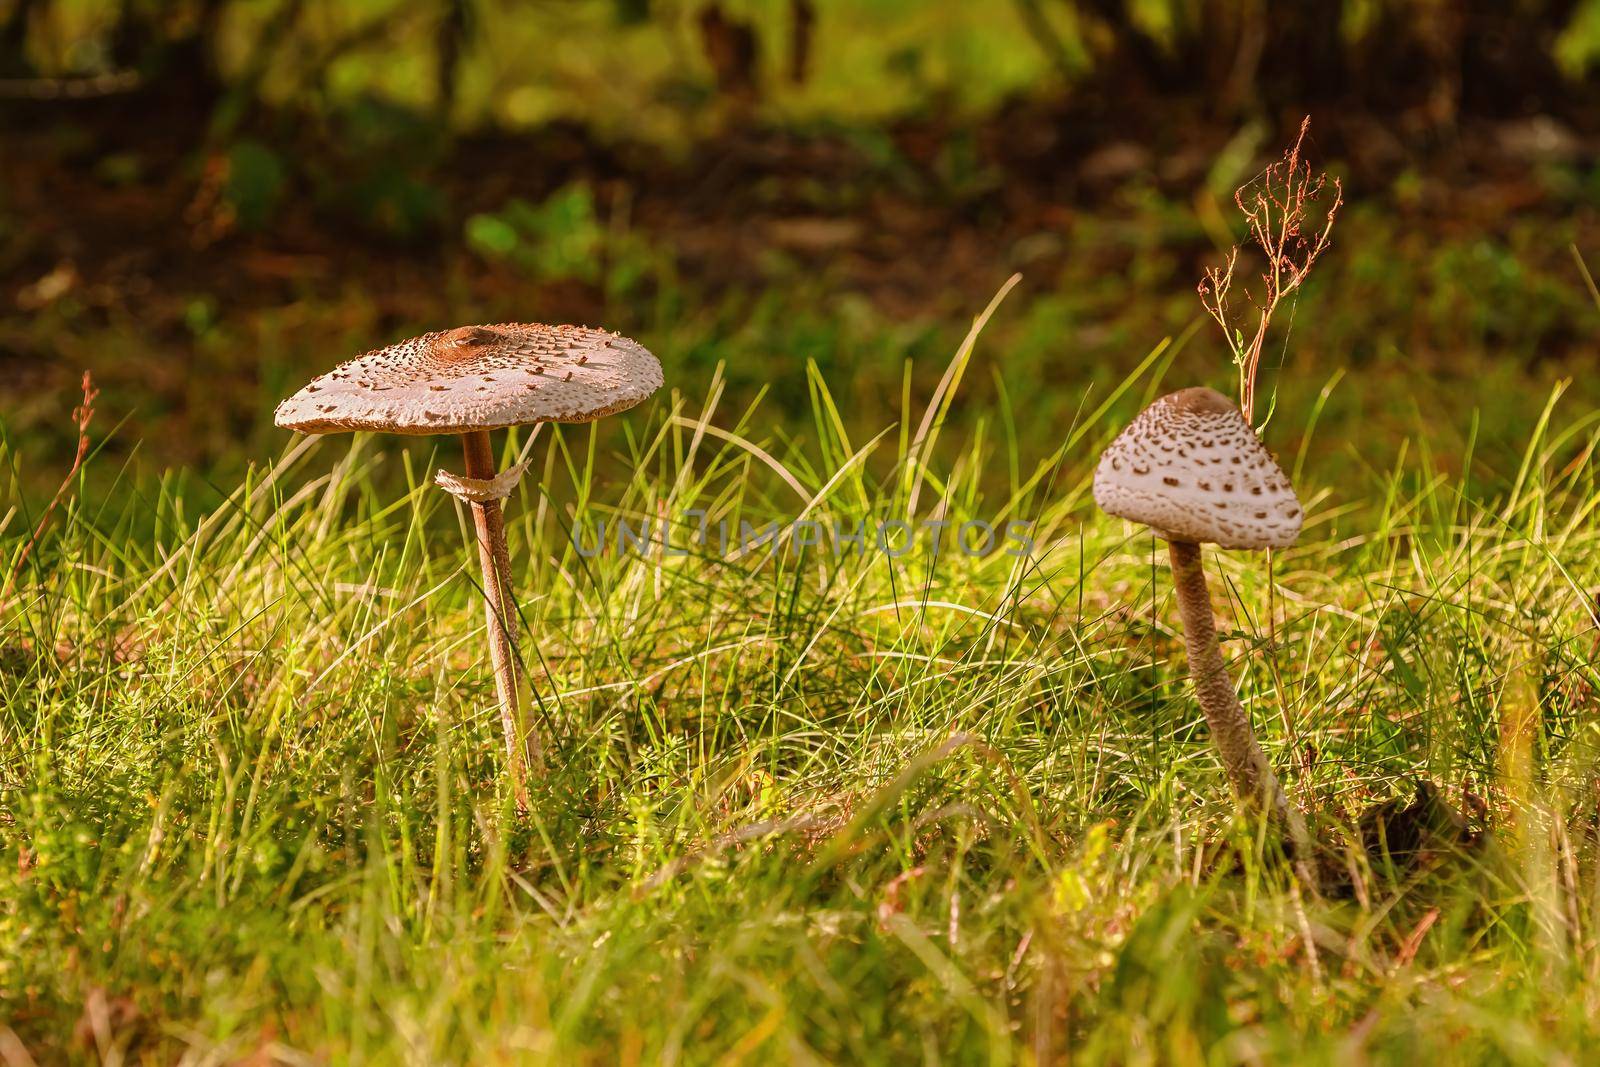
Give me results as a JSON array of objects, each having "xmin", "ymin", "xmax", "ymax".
[
  {"xmin": 1093, "ymin": 387, "xmax": 1302, "ymax": 549},
  {"xmin": 1163, "ymin": 385, "xmax": 1238, "ymax": 415},
  {"xmin": 274, "ymin": 323, "xmax": 663, "ymax": 435},
  {"xmin": 437, "ymin": 325, "xmax": 502, "ymax": 359}
]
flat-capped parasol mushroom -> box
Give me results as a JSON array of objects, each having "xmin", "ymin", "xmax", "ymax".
[
  {"xmin": 276, "ymin": 323, "xmax": 663, "ymax": 807},
  {"xmin": 1094, "ymin": 387, "xmax": 1313, "ymax": 862}
]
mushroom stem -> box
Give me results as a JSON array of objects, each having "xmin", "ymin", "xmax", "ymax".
[
  {"xmin": 1167, "ymin": 539, "xmax": 1315, "ymax": 874},
  {"xmin": 461, "ymin": 429, "xmax": 540, "ymax": 806}
]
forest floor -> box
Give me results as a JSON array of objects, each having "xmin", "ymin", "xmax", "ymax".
[
  {"xmin": 3, "ymin": 95, "xmax": 1598, "ymax": 476},
  {"xmin": 4, "ymin": 337, "xmax": 1600, "ymax": 1062},
  {"xmin": 4, "ymin": 93, "xmax": 1600, "ymax": 1062}
]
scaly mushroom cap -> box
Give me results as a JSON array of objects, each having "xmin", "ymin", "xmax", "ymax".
[
  {"xmin": 1093, "ymin": 387, "xmax": 1302, "ymax": 550},
  {"xmin": 274, "ymin": 323, "xmax": 663, "ymax": 435}
]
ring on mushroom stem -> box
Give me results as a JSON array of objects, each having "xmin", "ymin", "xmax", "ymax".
[
  {"xmin": 275, "ymin": 323, "xmax": 664, "ymax": 811},
  {"xmin": 1094, "ymin": 386, "xmax": 1316, "ymax": 882}
]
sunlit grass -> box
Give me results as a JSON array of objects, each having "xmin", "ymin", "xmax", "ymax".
[{"xmin": 3, "ymin": 309, "xmax": 1600, "ymax": 1062}]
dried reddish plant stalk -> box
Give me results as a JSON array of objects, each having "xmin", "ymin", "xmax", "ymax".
[
  {"xmin": 4, "ymin": 371, "xmax": 98, "ymax": 603},
  {"xmin": 1199, "ymin": 117, "xmax": 1343, "ymax": 423}
]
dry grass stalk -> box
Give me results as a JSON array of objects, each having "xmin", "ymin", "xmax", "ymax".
[
  {"xmin": 1199, "ymin": 116, "xmax": 1343, "ymax": 422},
  {"xmin": 3, "ymin": 371, "xmax": 98, "ymax": 605}
]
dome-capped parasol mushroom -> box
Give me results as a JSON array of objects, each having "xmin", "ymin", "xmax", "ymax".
[
  {"xmin": 277, "ymin": 323, "xmax": 663, "ymax": 808},
  {"xmin": 1094, "ymin": 386, "xmax": 1313, "ymax": 864}
]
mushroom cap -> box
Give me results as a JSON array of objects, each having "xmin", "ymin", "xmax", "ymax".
[
  {"xmin": 274, "ymin": 323, "xmax": 663, "ymax": 435},
  {"xmin": 1093, "ymin": 387, "xmax": 1302, "ymax": 550}
]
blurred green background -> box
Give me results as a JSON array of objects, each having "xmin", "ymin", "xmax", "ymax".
[{"xmin": 2, "ymin": 0, "xmax": 1599, "ymax": 494}]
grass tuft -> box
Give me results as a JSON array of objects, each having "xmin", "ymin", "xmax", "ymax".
[{"xmin": 3, "ymin": 316, "xmax": 1600, "ymax": 1062}]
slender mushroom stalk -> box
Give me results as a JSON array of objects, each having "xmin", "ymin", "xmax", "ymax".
[
  {"xmin": 1167, "ymin": 538, "xmax": 1311, "ymax": 859},
  {"xmin": 461, "ymin": 428, "xmax": 538, "ymax": 800},
  {"xmin": 1094, "ymin": 387, "xmax": 1316, "ymax": 873},
  {"xmin": 275, "ymin": 323, "xmax": 663, "ymax": 809}
]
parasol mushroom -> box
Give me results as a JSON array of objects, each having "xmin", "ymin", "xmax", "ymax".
[
  {"xmin": 1093, "ymin": 386, "xmax": 1314, "ymax": 862},
  {"xmin": 276, "ymin": 323, "xmax": 663, "ymax": 806}
]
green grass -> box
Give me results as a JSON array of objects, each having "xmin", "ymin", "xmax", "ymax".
[{"xmin": 4, "ymin": 306, "xmax": 1600, "ymax": 1063}]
